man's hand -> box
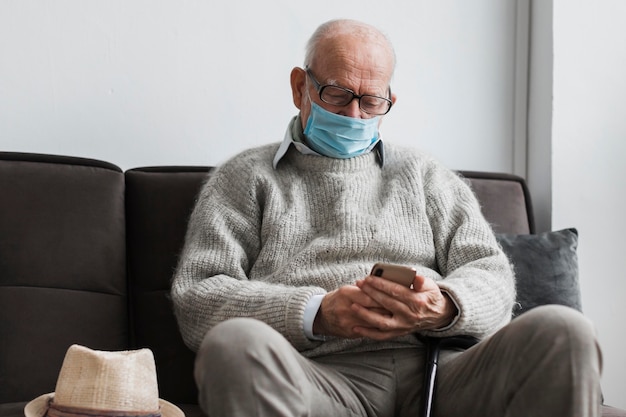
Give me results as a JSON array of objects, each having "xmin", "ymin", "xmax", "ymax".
[
  {"xmin": 352, "ymin": 274, "xmax": 458, "ymax": 340},
  {"xmin": 313, "ymin": 274, "xmax": 457, "ymax": 340},
  {"xmin": 313, "ymin": 285, "xmax": 389, "ymax": 339}
]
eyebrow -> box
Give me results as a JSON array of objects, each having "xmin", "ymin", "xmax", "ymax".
[
  {"xmin": 328, "ymin": 78, "xmax": 388, "ymax": 97},
  {"xmin": 311, "ymin": 69, "xmax": 388, "ymax": 97}
]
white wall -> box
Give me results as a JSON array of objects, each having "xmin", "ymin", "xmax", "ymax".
[
  {"xmin": 551, "ymin": 0, "xmax": 626, "ymax": 409},
  {"xmin": 0, "ymin": 0, "xmax": 520, "ymax": 172},
  {"xmin": 529, "ymin": 0, "xmax": 626, "ymax": 409}
]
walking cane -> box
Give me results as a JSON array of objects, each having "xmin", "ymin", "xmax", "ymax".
[{"xmin": 421, "ymin": 336, "xmax": 479, "ymax": 417}]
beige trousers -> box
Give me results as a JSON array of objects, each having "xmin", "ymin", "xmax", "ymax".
[{"xmin": 194, "ymin": 305, "xmax": 602, "ymax": 417}]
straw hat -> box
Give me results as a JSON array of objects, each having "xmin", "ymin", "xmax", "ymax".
[{"xmin": 24, "ymin": 345, "xmax": 184, "ymax": 417}]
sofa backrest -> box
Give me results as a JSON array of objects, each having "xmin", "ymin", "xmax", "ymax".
[
  {"xmin": 0, "ymin": 152, "xmax": 534, "ymax": 407},
  {"xmin": 0, "ymin": 153, "xmax": 128, "ymax": 403},
  {"xmin": 459, "ymin": 170, "xmax": 534, "ymax": 234},
  {"xmin": 125, "ymin": 167, "xmax": 212, "ymax": 404}
]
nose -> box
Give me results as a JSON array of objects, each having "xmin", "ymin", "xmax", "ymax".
[{"xmin": 339, "ymin": 97, "xmax": 364, "ymax": 118}]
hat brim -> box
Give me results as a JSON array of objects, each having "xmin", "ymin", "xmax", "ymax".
[
  {"xmin": 24, "ymin": 394, "xmax": 185, "ymax": 417},
  {"xmin": 158, "ymin": 399, "xmax": 185, "ymax": 417},
  {"xmin": 24, "ymin": 393, "xmax": 54, "ymax": 417}
]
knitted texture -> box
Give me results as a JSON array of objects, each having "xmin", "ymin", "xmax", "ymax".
[{"xmin": 171, "ymin": 138, "xmax": 515, "ymax": 358}]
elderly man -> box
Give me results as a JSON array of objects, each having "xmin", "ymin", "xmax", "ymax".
[{"xmin": 171, "ymin": 19, "xmax": 601, "ymax": 417}]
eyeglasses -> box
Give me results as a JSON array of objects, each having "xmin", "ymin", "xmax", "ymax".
[{"xmin": 305, "ymin": 67, "xmax": 393, "ymax": 116}]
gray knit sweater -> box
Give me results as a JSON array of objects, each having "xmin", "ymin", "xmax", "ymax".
[{"xmin": 171, "ymin": 135, "xmax": 515, "ymax": 358}]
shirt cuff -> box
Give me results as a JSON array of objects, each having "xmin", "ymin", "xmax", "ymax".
[{"xmin": 303, "ymin": 294, "xmax": 326, "ymax": 341}]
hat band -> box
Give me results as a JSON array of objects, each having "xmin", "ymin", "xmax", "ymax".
[{"xmin": 47, "ymin": 402, "xmax": 162, "ymax": 417}]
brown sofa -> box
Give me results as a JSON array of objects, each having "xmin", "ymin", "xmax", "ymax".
[{"xmin": 0, "ymin": 151, "xmax": 623, "ymax": 417}]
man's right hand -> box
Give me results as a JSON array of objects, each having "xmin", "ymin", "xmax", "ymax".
[{"xmin": 313, "ymin": 285, "xmax": 389, "ymax": 339}]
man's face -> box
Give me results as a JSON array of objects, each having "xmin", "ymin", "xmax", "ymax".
[{"xmin": 290, "ymin": 33, "xmax": 397, "ymax": 130}]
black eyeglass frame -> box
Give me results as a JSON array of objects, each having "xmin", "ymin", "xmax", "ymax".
[{"xmin": 305, "ymin": 67, "xmax": 393, "ymax": 116}]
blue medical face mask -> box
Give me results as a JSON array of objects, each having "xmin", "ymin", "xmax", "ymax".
[{"xmin": 303, "ymin": 101, "xmax": 380, "ymax": 159}]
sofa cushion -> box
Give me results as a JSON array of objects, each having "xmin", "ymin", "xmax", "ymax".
[
  {"xmin": 0, "ymin": 153, "xmax": 128, "ymax": 403},
  {"xmin": 496, "ymin": 228, "xmax": 582, "ymax": 317}
]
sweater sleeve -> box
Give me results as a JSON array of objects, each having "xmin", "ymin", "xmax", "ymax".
[
  {"xmin": 170, "ymin": 155, "xmax": 326, "ymax": 352},
  {"xmin": 420, "ymin": 161, "xmax": 516, "ymax": 339}
]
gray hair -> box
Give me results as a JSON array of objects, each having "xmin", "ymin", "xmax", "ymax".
[{"xmin": 304, "ymin": 19, "xmax": 397, "ymax": 74}]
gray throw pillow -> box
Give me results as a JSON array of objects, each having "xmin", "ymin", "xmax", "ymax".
[{"xmin": 496, "ymin": 228, "xmax": 582, "ymax": 317}]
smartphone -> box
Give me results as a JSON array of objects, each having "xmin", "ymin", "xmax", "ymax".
[{"xmin": 370, "ymin": 262, "xmax": 416, "ymax": 287}]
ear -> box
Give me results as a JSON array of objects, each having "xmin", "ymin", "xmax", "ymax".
[
  {"xmin": 390, "ymin": 91, "xmax": 397, "ymax": 106},
  {"xmin": 378, "ymin": 91, "xmax": 398, "ymax": 129},
  {"xmin": 290, "ymin": 67, "xmax": 306, "ymax": 110}
]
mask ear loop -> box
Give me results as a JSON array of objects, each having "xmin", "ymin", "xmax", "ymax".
[
  {"xmin": 302, "ymin": 76, "xmax": 314, "ymax": 134},
  {"xmin": 303, "ymin": 74, "xmax": 313, "ymax": 107}
]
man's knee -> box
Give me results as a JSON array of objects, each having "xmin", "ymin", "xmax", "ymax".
[
  {"xmin": 198, "ymin": 318, "xmax": 278, "ymax": 360},
  {"xmin": 520, "ymin": 305, "xmax": 596, "ymax": 341},
  {"xmin": 195, "ymin": 318, "xmax": 281, "ymax": 382},
  {"xmin": 515, "ymin": 305, "xmax": 601, "ymax": 367},
  {"xmin": 201, "ymin": 317, "xmax": 274, "ymax": 347}
]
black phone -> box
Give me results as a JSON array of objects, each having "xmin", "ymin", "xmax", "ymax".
[{"xmin": 370, "ymin": 262, "xmax": 416, "ymax": 287}]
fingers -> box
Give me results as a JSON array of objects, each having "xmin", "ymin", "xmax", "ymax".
[
  {"xmin": 316, "ymin": 278, "xmax": 453, "ymax": 341},
  {"xmin": 315, "ymin": 286, "xmax": 389, "ymax": 339},
  {"xmin": 357, "ymin": 275, "xmax": 449, "ymax": 332},
  {"xmin": 350, "ymin": 295, "xmax": 418, "ymax": 337},
  {"xmin": 358, "ymin": 276, "xmax": 418, "ymax": 309}
]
